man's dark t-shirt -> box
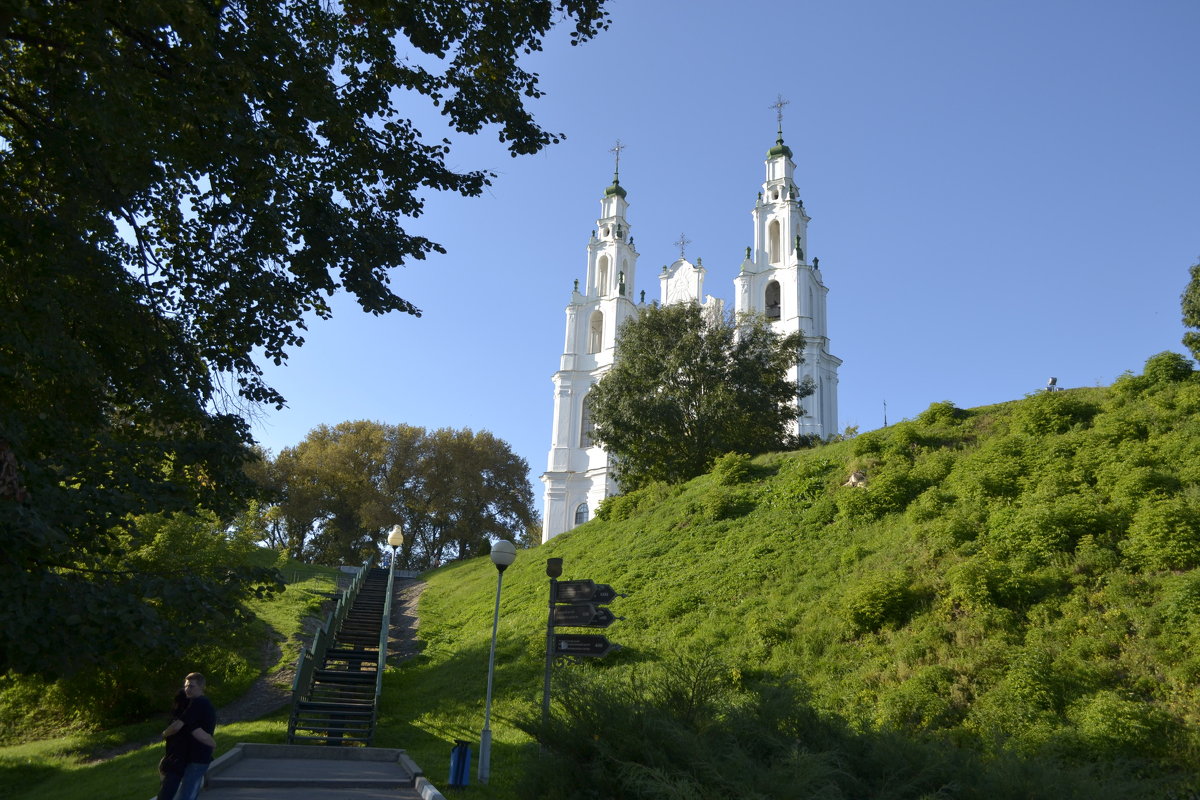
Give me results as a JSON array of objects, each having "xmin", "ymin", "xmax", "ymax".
[{"xmin": 180, "ymin": 695, "xmax": 217, "ymax": 764}]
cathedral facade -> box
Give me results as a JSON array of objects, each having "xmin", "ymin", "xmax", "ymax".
[{"xmin": 540, "ymin": 130, "xmax": 841, "ymax": 542}]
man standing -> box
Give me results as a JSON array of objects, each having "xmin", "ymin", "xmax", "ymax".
[{"xmin": 162, "ymin": 672, "xmax": 217, "ymax": 800}]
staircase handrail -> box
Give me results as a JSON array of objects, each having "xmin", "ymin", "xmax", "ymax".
[
  {"xmin": 373, "ymin": 560, "xmax": 397, "ymax": 729},
  {"xmin": 305, "ymin": 562, "xmax": 371, "ymax": 692},
  {"xmin": 286, "ymin": 556, "xmax": 381, "ymax": 745}
]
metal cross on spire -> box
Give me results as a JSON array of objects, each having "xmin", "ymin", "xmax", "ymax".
[
  {"xmin": 770, "ymin": 94, "xmax": 789, "ymax": 137},
  {"xmin": 674, "ymin": 232, "xmax": 692, "ymax": 260},
  {"xmin": 610, "ymin": 139, "xmax": 625, "ymax": 182}
]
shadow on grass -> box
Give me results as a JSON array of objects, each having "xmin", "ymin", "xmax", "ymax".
[
  {"xmin": 0, "ymin": 759, "xmax": 59, "ymax": 798},
  {"xmin": 511, "ymin": 655, "xmax": 1196, "ymax": 800}
]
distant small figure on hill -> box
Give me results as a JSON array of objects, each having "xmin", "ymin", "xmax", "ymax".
[{"xmin": 843, "ymin": 471, "xmax": 867, "ymax": 488}]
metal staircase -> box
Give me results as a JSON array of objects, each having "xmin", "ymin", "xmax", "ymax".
[{"xmin": 287, "ymin": 563, "xmax": 394, "ymax": 746}]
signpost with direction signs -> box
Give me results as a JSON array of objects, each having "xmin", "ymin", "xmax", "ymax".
[
  {"xmin": 550, "ymin": 604, "xmax": 619, "ymax": 628},
  {"xmin": 541, "ymin": 558, "xmax": 627, "ymax": 724},
  {"xmin": 554, "ymin": 633, "xmax": 619, "ymax": 657},
  {"xmin": 554, "ymin": 579, "xmax": 622, "ymax": 605}
]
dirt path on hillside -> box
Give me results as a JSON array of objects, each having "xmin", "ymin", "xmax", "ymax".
[{"xmin": 388, "ymin": 578, "xmax": 427, "ymax": 664}]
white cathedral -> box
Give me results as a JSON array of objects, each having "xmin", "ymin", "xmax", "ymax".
[{"xmin": 540, "ymin": 126, "xmax": 841, "ymax": 542}]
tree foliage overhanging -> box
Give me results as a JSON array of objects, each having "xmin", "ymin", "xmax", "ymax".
[
  {"xmin": 588, "ymin": 302, "xmax": 812, "ymax": 491},
  {"xmin": 257, "ymin": 421, "xmax": 537, "ymax": 569},
  {"xmin": 0, "ymin": 0, "xmax": 609, "ymax": 678},
  {"xmin": 1182, "ymin": 258, "xmax": 1200, "ymax": 362}
]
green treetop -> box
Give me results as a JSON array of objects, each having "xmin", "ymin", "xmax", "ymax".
[
  {"xmin": 588, "ymin": 302, "xmax": 812, "ymax": 492},
  {"xmin": 1181, "ymin": 259, "xmax": 1200, "ymax": 361}
]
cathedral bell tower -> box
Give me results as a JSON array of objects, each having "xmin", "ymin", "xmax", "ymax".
[
  {"xmin": 541, "ymin": 147, "xmax": 640, "ymax": 542},
  {"xmin": 734, "ymin": 99, "xmax": 841, "ymax": 438}
]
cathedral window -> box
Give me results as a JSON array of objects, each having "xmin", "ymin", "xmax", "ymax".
[
  {"xmin": 597, "ymin": 255, "xmax": 610, "ymax": 295},
  {"xmin": 768, "ymin": 220, "xmax": 781, "ymax": 263},
  {"xmin": 578, "ymin": 395, "xmax": 592, "ymax": 450},
  {"xmin": 588, "ymin": 310, "xmax": 603, "ymax": 354},
  {"xmin": 765, "ymin": 280, "xmax": 781, "ymax": 320},
  {"xmin": 574, "ymin": 503, "xmax": 589, "ymax": 525}
]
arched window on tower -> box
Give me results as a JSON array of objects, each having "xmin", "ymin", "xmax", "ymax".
[
  {"xmin": 768, "ymin": 220, "xmax": 781, "ymax": 264},
  {"xmin": 579, "ymin": 392, "xmax": 595, "ymax": 447},
  {"xmin": 574, "ymin": 503, "xmax": 589, "ymax": 526},
  {"xmin": 765, "ymin": 280, "xmax": 781, "ymax": 320},
  {"xmin": 588, "ymin": 310, "xmax": 603, "ymax": 354},
  {"xmin": 597, "ymin": 255, "xmax": 610, "ymax": 295}
]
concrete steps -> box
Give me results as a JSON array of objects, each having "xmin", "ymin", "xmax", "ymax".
[{"xmin": 190, "ymin": 742, "xmax": 445, "ymax": 800}]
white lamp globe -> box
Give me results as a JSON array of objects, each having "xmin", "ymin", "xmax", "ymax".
[
  {"xmin": 387, "ymin": 525, "xmax": 404, "ymax": 547},
  {"xmin": 490, "ymin": 540, "xmax": 517, "ymax": 570}
]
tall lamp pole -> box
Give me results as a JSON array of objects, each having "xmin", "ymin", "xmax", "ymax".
[
  {"xmin": 387, "ymin": 525, "xmax": 404, "ymax": 574},
  {"xmin": 478, "ymin": 539, "xmax": 517, "ymax": 784}
]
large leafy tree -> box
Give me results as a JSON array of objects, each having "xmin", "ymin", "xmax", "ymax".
[
  {"xmin": 0, "ymin": 0, "xmax": 607, "ymax": 677},
  {"xmin": 1182, "ymin": 259, "xmax": 1200, "ymax": 362},
  {"xmin": 588, "ymin": 303, "xmax": 811, "ymax": 491},
  {"xmin": 266, "ymin": 421, "xmax": 535, "ymax": 568}
]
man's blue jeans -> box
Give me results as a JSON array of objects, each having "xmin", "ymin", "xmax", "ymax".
[{"xmin": 173, "ymin": 761, "xmax": 209, "ymax": 800}]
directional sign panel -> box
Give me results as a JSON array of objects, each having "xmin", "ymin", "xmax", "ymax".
[
  {"xmin": 586, "ymin": 607, "xmax": 620, "ymax": 628},
  {"xmin": 556, "ymin": 580, "xmax": 623, "ymax": 605},
  {"xmin": 554, "ymin": 634, "xmax": 619, "ymax": 658},
  {"xmin": 551, "ymin": 604, "xmax": 597, "ymax": 627},
  {"xmin": 555, "ymin": 580, "xmax": 597, "ymax": 603},
  {"xmin": 551, "ymin": 604, "xmax": 621, "ymax": 628}
]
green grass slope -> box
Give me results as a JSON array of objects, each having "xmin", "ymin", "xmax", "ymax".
[{"xmin": 381, "ymin": 352, "xmax": 1200, "ymax": 798}]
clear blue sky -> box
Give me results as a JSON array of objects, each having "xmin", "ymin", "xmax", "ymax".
[{"xmin": 252, "ymin": 0, "xmax": 1200, "ymax": 515}]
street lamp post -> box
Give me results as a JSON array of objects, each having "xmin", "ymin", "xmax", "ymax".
[
  {"xmin": 387, "ymin": 524, "xmax": 404, "ymax": 574},
  {"xmin": 478, "ymin": 539, "xmax": 517, "ymax": 785}
]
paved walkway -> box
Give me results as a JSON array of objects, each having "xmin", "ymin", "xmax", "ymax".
[{"xmin": 192, "ymin": 742, "xmax": 442, "ymax": 800}]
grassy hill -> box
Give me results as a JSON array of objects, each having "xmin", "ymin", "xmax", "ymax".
[{"xmin": 379, "ymin": 351, "xmax": 1200, "ymax": 799}]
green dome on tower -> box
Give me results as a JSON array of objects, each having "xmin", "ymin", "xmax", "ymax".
[
  {"xmin": 605, "ymin": 179, "xmax": 627, "ymax": 198},
  {"xmin": 767, "ymin": 135, "xmax": 793, "ymax": 159}
]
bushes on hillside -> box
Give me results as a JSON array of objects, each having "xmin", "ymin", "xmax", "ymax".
[
  {"xmin": 843, "ymin": 573, "xmax": 917, "ymax": 634},
  {"xmin": 876, "ymin": 664, "xmax": 964, "ymax": 732},
  {"xmin": 700, "ymin": 487, "xmax": 757, "ymax": 521},
  {"xmin": 596, "ymin": 481, "xmax": 680, "ymax": 522},
  {"xmin": 711, "ymin": 451, "xmax": 753, "ymax": 485},
  {"xmin": 1014, "ymin": 390, "xmax": 1100, "ymax": 436},
  {"xmin": 1122, "ymin": 496, "xmax": 1200, "ymax": 571},
  {"xmin": 1070, "ymin": 690, "xmax": 1172, "ymax": 759},
  {"xmin": 519, "ymin": 651, "xmax": 1161, "ymax": 799}
]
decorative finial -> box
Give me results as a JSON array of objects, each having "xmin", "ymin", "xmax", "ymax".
[
  {"xmin": 674, "ymin": 232, "xmax": 692, "ymax": 260},
  {"xmin": 767, "ymin": 95, "xmax": 794, "ymax": 159},
  {"xmin": 610, "ymin": 139, "xmax": 625, "ymax": 183},
  {"xmin": 640, "ymin": 289, "xmax": 645, "ymax": 303},
  {"xmin": 770, "ymin": 94, "xmax": 789, "ymax": 140},
  {"xmin": 573, "ymin": 278, "xmax": 579, "ymax": 293},
  {"xmin": 745, "ymin": 246, "xmax": 751, "ymax": 260}
]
